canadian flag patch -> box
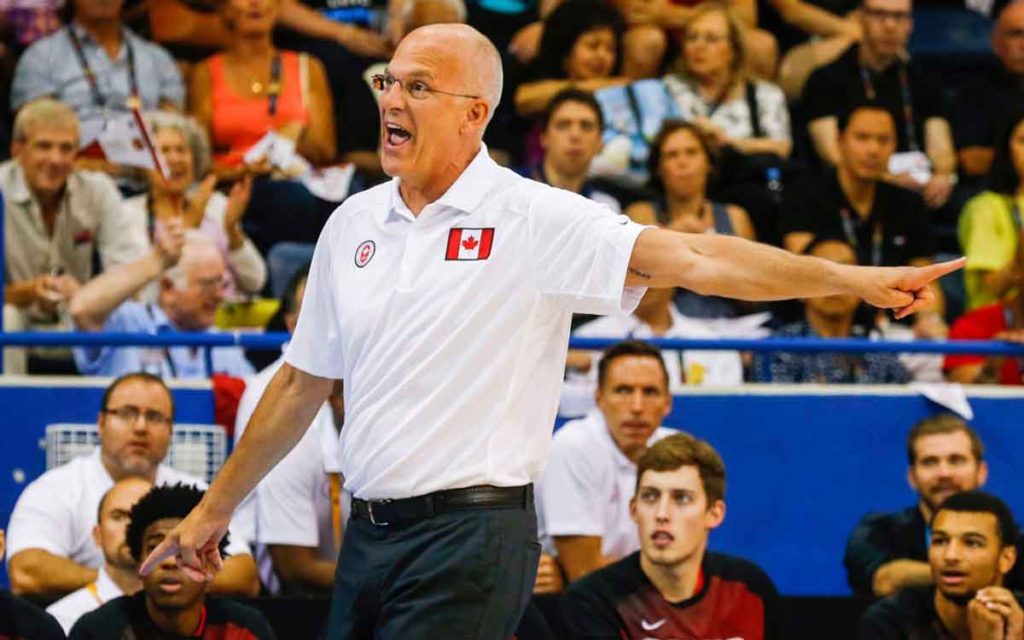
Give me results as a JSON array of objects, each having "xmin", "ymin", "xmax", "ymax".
[{"xmin": 446, "ymin": 228, "xmax": 494, "ymax": 261}]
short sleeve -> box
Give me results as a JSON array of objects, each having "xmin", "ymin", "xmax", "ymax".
[
  {"xmin": 526, "ymin": 187, "xmax": 648, "ymax": 315},
  {"xmin": 843, "ymin": 512, "xmax": 899, "ymax": 596},
  {"xmin": 778, "ymin": 180, "xmax": 818, "ymax": 236},
  {"xmin": 902, "ymin": 194, "xmax": 934, "ymax": 262},
  {"xmin": 10, "ymin": 38, "xmax": 54, "ymax": 110},
  {"xmin": 284, "ymin": 216, "xmax": 345, "ymax": 378},
  {"xmin": 6, "ymin": 474, "xmax": 76, "ymax": 560},
  {"xmin": 756, "ymin": 82, "xmax": 791, "ymax": 141},
  {"xmin": 959, "ymin": 194, "xmax": 1016, "ymax": 272},
  {"xmin": 94, "ymin": 174, "xmax": 146, "ymax": 269},
  {"xmin": 801, "ymin": 63, "xmax": 841, "ymax": 123},
  {"xmin": 539, "ymin": 426, "xmax": 607, "ymax": 538},
  {"xmin": 151, "ymin": 43, "xmax": 185, "ymax": 109},
  {"xmin": 255, "ymin": 421, "xmax": 322, "ymax": 547},
  {"xmin": 560, "ymin": 583, "xmax": 624, "ymax": 640}
]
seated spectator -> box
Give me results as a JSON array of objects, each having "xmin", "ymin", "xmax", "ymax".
[
  {"xmin": 189, "ymin": 0, "xmax": 339, "ymax": 255},
  {"xmin": 10, "ymin": 0, "xmax": 184, "ymax": 186},
  {"xmin": 944, "ymin": 290, "xmax": 1024, "ymax": 386},
  {"xmin": 5, "ymin": 373, "xmax": 259, "ymax": 599},
  {"xmin": 628, "ymin": 120, "xmax": 755, "ymax": 319},
  {"xmin": 781, "ymin": 102, "xmax": 947, "ymax": 339},
  {"xmin": 539, "ymin": 340, "xmax": 675, "ymax": 583},
  {"xmin": 801, "ymin": 0, "xmax": 956, "ymax": 211},
  {"xmin": 2, "ymin": 98, "xmax": 145, "ymax": 374},
  {"xmin": 845, "ymin": 414, "xmax": 1024, "ymax": 597},
  {"xmin": 0, "ymin": 530, "xmax": 65, "ymax": 640},
  {"xmin": 69, "ymin": 227, "xmax": 255, "ymax": 379},
  {"xmin": 124, "ymin": 111, "xmax": 267, "ymax": 301},
  {"xmin": 857, "ymin": 491, "xmax": 1023, "ymax": 639},
  {"xmin": 560, "ymin": 432, "xmax": 783, "ymax": 638},
  {"xmin": 958, "ymin": 112, "xmax": 1024, "ymax": 311},
  {"xmin": 46, "ymin": 478, "xmax": 152, "ymax": 634},
  {"xmin": 10, "ymin": 0, "xmax": 183, "ymax": 115},
  {"xmin": 594, "ymin": 3, "xmax": 790, "ymax": 187},
  {"xmin": 952, "ymin": 2, "xmax": 1024, "ymax": 180},
  {"xmin": 233, "ymin": 266, "xmax": 345, "ymax": 594},
  {"xmin": 69, "ymin": 484, "xmax": 275, "ymax": 639},
  {"xmin": 518, "ymin": 88, "xmax": 623, "ymax": 212},
  {"xmin": 513, "ymin": 0, "xmax": 627, "ymax": 119},
  {"xmin": 753, "ymin": 237, "xmax": 911, "ymax": 383}
]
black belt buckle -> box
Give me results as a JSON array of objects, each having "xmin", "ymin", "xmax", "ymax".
[{"xmin": 367, "ymin": 499, "xmax": 393, "ymax": 526}]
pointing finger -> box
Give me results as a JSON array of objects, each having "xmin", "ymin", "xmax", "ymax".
[
  {"xmin": 912, "ymin": 257, "xmax": 966, "ymax": 286},
  {"xmin": 139, "ymin": 536, "xmax": 178, "ymax": 576}
]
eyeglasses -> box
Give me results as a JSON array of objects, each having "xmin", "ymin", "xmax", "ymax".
[
  {"xmin": 862, "ymin": 7, "xmax": 913, "ymax": 22},
  {"xmin": 103, "ymin": 405, "xmax": 172, "ymax": 428},
  {"xmin": 370, "ymin": 73, "xmax": 480, "ymax": 101}
]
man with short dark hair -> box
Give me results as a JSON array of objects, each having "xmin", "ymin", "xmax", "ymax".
[
  {"xmin": 69, "ymin": 484, "xmax": 274, "ymax": 639},
  {"xmin": 560, "ymin": 432, "xmax": 783, "ymax": 639},
  {"xmin": 519, "ymin": 89, "xmax": 622, "ymax": 213},
  {"xmin": 0, "ymin": 529, "xmax": 65, "ymax": 640},
  {"xmin": 845, "ymin": 414, "xmax": 1024, "ymax": 597},
  {"xmin": 858, "ymin": 490, "xmax": 1024, "ymax": 639},
  {"xmin": 802, "ymin": 0, "xmax": 956, "ymax": 210},
  {"xmin": 782, "ymin": 102, "xmax": 946, "ymax": 340},
  {"xmin": 6, "ymin": 373, "xmax": 258, "ymax": 599},
  {"xmin": 46, "ymin": 477, "xmax": 152, "ymax": 633},
  {"xmin": 539, "ymin": 340, "xmax": 676, "ymax": 584}
]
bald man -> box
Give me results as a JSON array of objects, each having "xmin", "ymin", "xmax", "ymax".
[
  {"xmin": 69, "ymin": 221, "xmax": 254, "ymax": 378},
  {"xmin": 952, "ymin": 1, "xmax": 1024, "ymax": 178},
  {"xmin": 143, "ymin": 24, "xmax": 962, "ymax": 639}
]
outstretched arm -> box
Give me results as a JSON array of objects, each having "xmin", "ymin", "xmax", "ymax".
[
  {"xmin": 627, "ymin": 228, "xmax": 963, "ymax": 319},
  {"xmin": 140, "ymin": 362, "xmax": 333, "ymax": 582}
]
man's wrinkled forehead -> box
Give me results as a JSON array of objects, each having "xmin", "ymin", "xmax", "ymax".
[{"xmin": 391, "ymin": 33, "xmax": 463, "ymax": 80}]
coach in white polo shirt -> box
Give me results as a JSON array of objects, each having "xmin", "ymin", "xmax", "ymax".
[
  {"xmin": 539, "ymin": 341, "xmax": 676, "ymax": 584},
  {"xmin": 142, "ymin": 22, "xmax": 963, "ymax": 640},
  {"xmin": 6, "ymin": 373, "xmax": 258, "ymax": 599}
]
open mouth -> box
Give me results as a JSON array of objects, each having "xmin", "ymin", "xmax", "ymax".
[
  {"xmin": 938, "ymin": 570, "xmax": 967, "ymax": 587},
  {"xmin": 384, "ymin": 123, "xmax": 412, "ymax": 147},
  {"xmin": 651, "ymin": 531, "xmax": 675, "ymax": 547},
  {"xmin": 158, "ymin": 577, "xmax": 183, "ymax": 594}
]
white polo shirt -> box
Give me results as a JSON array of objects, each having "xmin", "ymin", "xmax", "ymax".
[
  {"xmin": 5, "ymin": 449, "xmax": 252, "ymax": 570},
  {"xmin": 46, "ymin": 565, "xmax": 123, "ymax": 634},
  {"xmin": 285, "ymin": 145, "xmax": 647, "ymax": 500},
  {"xmin": 537, "ymin": 410, "xmax": 675, "ymax": 557},
  {"xmin": 234, "ymin": 355, "xmax": 346, "ymax": 592}
]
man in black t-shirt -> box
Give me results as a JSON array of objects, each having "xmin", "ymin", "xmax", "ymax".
[
  {"xmin": 802, "ymin": 0, "xmax": 956, "ymax": 211},
  {"xmin": 68, "ymin": 484, "xmax": 274, "ymax": 640},
  {"xmin": 951, "ymin": 1, "xmax": 1024, "ymax": 180},
  {"xmin": 845, "ymin": 415, "xmax": 1024, "ymax": 599},
  {"xmin": 0, "ymin": 529, "xmax": 65, "ymax": 640},
  {"xmin": 858, "ymin": 491, "xmax": 1024, "ymax": 640},
  {"xmin": 781, "ymin": 102, "xmax": 946, "ymax": 337},
  {"xmin": 560, "ymin": 432, "xmax": 783, "ymax": 640}
]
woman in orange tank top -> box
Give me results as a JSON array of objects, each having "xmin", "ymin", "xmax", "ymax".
[
  {"xmin": 187, "ymin": 0, "xmax": 339, "ymax": 255},
  {"xmin": 188, "ymin": 0, "xmax": 336, "ymax": 175}
]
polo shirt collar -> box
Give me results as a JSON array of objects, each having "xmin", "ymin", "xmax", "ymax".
[
  {"xmin": 69, "ymin": 21, "xmax": 138, "ymax": 51},
  {"xmin": 7, "ymin": 162, "xmax": 34, "ymax": 206},
  {"xmin": 386, "ymin": 144, "xmax": 497, "ymax": 222}
]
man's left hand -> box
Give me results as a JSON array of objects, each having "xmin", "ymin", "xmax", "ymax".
[{"xmin": 849, "ymin": 258, "xmax": 965, "ymax": 319}]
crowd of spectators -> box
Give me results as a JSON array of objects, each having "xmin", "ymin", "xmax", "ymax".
[{"xmin": 1, "ymin": 0, "xmax": 1024, "ymax": 636}]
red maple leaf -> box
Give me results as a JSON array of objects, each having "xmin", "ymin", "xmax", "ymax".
[{"xmin": 462, "ymin": 235, "xmax": 479, "ymax": 250}]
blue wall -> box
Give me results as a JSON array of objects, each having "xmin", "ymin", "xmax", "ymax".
[{"xmin": 0, "ymin": 379, "xmax": 1021, "ymax": 595}]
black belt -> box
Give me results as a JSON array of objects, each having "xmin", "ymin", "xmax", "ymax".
[{"xmin": 351, "ymin": 484, "xmax": 532, "ymax": 526}]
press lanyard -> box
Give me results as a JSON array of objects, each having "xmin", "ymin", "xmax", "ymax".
[
  {"xmin": 267, "ymin": 54, "xmax": 282, "ymax": 117},
  {"xmin": 859, "ymin": 61, "xmax": 919, "ymax": 152},
  {"xmin": 329, "ymin": 472, "xmax": 342, "ymax": 552},
  {"xmin": 839, "ymin": 208, "xmax": 884, "ymax": 266},
  {"xmin": 86, "ymin": 581, "xmax": 102, "ymax": 605},
  {"xmin": 67, "ymin": 25, "xmax": 140, "ymax": 110},
  {"xmin": 145, "ymin": 303, "xmax": 177, "ymax": 378}
]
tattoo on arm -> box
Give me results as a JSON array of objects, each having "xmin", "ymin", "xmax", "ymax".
[{"xmin": 629, "ymin": 267, "xmax": 652, "ymax": 280}]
